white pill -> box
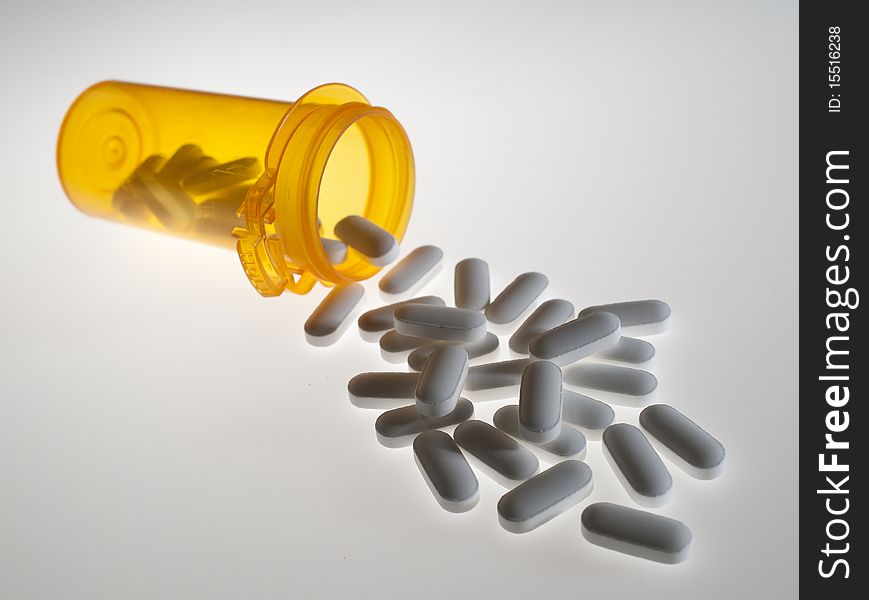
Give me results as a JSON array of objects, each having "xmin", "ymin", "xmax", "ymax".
[
  {"xmin": 493, "ymin": 405, "xmax": 587, "ymax": 461},
  {"xmin": 509, "ymin": 299, "xmax": 575, "ymax": 354},
  {"xmin": 578, "ymin": 299, "xmax": 671, "ymax": 336},
  {"xmin": 497, "ymin": 460, "xmax": 593, "ymax": 533},
  {"xmin": 334, "ymin": 215, "xmax": 399, "ymax": 266},
  {"xmin": 529, "ymin": 311, "xmax": 621, "ymax": 366},
  {"xmin": 379, "ymin": 245, "xmax": 443, "ymax": 294},
  {"xmin": 485, "ymin": 272, "xmax": 549, "ymax": 324},
  {"xmin": 639, "ymin": 404, "xmax": 726, "ymax": 480},
  {"xmin": 562, "ymin": 389, "xmax": 615, "ymax": 440},
  {"xmin": 595, "ymin": 336, "xmax": 655, "ymax": 366},
  {"xmin": 564, "ymin": 363, "xmax": 658, "ymax": 407},
  {"xmin": 413, "ymin": 430, "xmax": 479, "ymax": 513},
  {"xmin": 454, "ymin": 258, "xmax": 490, "ymax": 311},
  {"xmin": 394, "ymin": 304, "xmax": 487, "ymax": 342},
  {"xmin": 379, "ymin": 330, "xmax": 432, "ymax": 355},
  {"xmin": 465, "ymin": 359, "xmax": 534, "ymax": 391},
  {"xmin": 603, "ymin": 423, "xmax": 672, "ymax": 507},
  {"xmin": 407, "ymin": 333, "xmax": 500, "ymax": 371},
  {"xmin": 320, "ymin": 238, "xmax": 348, "ymax": 264},
  {"xmin": 581, "ymin": 502, "xmax": 692, "ymax": 564},
  {"xmin": 347, "ymin": 372, "xmax": 419, "ymax": 409},
  {"xmin": 454, "ymin": 420, "xmax": 539, "ymax": 487},
  {"xmin": 357, "ymin": 296, "xmax": 445, "ymax": 334},
  {"xmin": 415, "ymin": 346, "xmax": 469, "ymax": 417},
  {"xmin": 375, "ymin": 398, "xmax": 474, "ymax": 448},
  {"xmin": 518, "ymin": 361, "xmax": 563, "ymax": 443},
  {"xmin": 304, "ymin": 283, "xmax": 365, "ymax": 346}
]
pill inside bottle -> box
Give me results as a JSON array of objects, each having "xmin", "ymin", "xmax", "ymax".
[{"xmin": 57, "ymin": 81, "xmax": 415, "ymax": 296}]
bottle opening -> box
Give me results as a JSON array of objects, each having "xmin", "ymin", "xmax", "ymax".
[
  {"xmin": 270, "ymin": 97, "xmax": 414, "ymax": 290},
  {"xmin": 310, "ymin": 109, "xmax": 414, "ymax": 285}
]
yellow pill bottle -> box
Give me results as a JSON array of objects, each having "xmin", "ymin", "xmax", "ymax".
[{"xmin": 57, "ymin": 81, "xmax": 415, "ymax": 296}]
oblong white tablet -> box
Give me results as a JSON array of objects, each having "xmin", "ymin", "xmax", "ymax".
[
  {"xmin": 493, "ymin": 405, "xmax": 587, "ymax": 460},
  {"xmin": 379, "ymin": 330, "xmax": 432, "ymax": 354},
  {"xmin": 581, "ymin": 502, "xmax": 692, "ymax": 564},
  {"xmin": 639, "ymin": 404, "xmax": 726, "ymax": 480},
  {"xmin": 407, "ymin": 333, "xmax": 500, "ymax": 371},
  {"xmin": 334, "ymin": 215, "xmax": 399, "ymax": 266},
  {"xmin": 379, "ymin": 245, "xmax": 444, "ymax": 294},
  {"xmin": 595, "ymin": 336, "xmax": 656, "ymax": 366},
  {"xmin": 394, "ymin": 304, "xmax": 487, "ymax": 342},
  {"xmin": 413, "ymin": 430, "xmax": 479, "ymax": 513},
  {"xmin": 518, "ymin": 361, "xmax": 563, "ymax": 443},
  {"xmin": 562, "ymin": 389, "xmax": 615, "ymax": 440},
  {"xmin": 564, "ymin": 363, "xmax": 658, "ymax": 407},
  {"xmin": 509, "ymin": 299, "xmax": 575, "ymax": 354},
  {"xmin": 529, "ymin": 311, "xmax": 621, "ymax": 366},
  {"xmin": 603, "ymin": 423, "xmax": 672, "ymax": 507},
  {"xmin": 454, "ymin": 258, "xmax": 490, "ymax": 311},
  {"xmin": 454, "ymin": 420, "xmax": 539, "ymax": 487},
  {"xmin": 304, "ymin": 283, "xmax": 365, "ymax": 346},
  {"xmin": 485, "ymin": 272, "xmax": 549, "ymax": 324},
  {"xmin": 497, "ymin": 460, "xmax": 593, "ymax": 533},
  {"xmin": 578, "ymin": 299, "xmax": 671, "ymax": 335},
  {"xmin": 465, "ymin": 359, "xmax": 534, "ymax": 391},
  {"xmin": 415, "ymin": 346, "xmax": 469, "ymax": 417},
  {"xmin": 357, "ymin": 296, "xmax": 445, "ymax": 334},
  {"xmin": 375, "ymin": 398, "xmax": 474, "ymax": 448},
  {"xmin": 347, "ymin": 372, "xmax": 419, "ymax": 409}
]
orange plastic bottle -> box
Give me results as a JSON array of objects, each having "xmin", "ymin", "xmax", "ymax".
[{"xmin": 57, "ymin": 81, "xmax": 415, "ymax": 296}]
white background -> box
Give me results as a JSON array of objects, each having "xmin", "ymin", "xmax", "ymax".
[{"xmin": 0, "ymin": 1, "xmax": 797, "ymax": 598}]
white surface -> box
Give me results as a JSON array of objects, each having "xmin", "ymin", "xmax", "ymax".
[{"xmin": 0, "ymin": 1, "xmax": 797, "ymax": 598}]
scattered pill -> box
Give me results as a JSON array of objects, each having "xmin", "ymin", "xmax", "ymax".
[
  {"xmin": 595, "ymin": 336, "xmax": 655, "ymax": 365},
  {"xmin": 379, "ymin": 245, "xmax": 443, "ymax": 294},
  {"xmin": 379, "ymin": 330, "xmax": 431, "ymax": 354},
  {"xmin": 454, "ymin": 258, "xmax": 490, "ymax": 311},
  {"xmin": 639, "ymin": 404, "xmax": 726, "ymax": 480},
  {"xmin": 497, "ymin": 460, "xmax": 593, "ymax": 533},
  {"xmin": 603, "ymin": 423, "xmax": 672, "ymax": 507},
  {"xmin": 375, "ymin": 398, "xmax": 474, "ymax": 448},
  {"xmin": 347, "ymin": 372, "xmax": 419, "ymax": 409},
  {"xmin": 578, "ymin": 299, "xmax": 671, "ymax": 335},
  {"xmin": 334, "ymin": 215, "xmax": 399, "ymax": 266},
  {"xmin": 304, "ymin": 283, "xmax": 365, "ymax": 346},
  {"xmin": 454, "ymin": 420, "xmax": 539, "ymax": 486},
  {"xmin": 407, "ymin": 333, "xmax": 499, "ymax": 371},
  {"xmin": 581, "ymin": 502, "xmax": 692, "ymax": 564},
  {"xmin": 394, "ymin": 304, "xmax": 487, "ymax": 342},
  {"xmin": 493, "ymin": 405, "xmax": 587, "ymax": 460},
  {"xmin": 465, "ymin": 359, "xmax": 534, "ymax": 391},
  {"xmin": 518, "ymin": 360, "xmax": 563, "ymax": 443},
  {"xmin": 413, "ymin": 430, "xmax": 479, "ymax": 513},
  {"xmin": 357, "ymin": 296, "xmax": 445, "ymax": 334},
  {"xmin": 509, "ymin": 298, "xmax": 575, "ymax": 354},
  {"xmin": 321, "ymin": 238, "xmax": 348, "ymax": 264},
  {"xmin": 529, "ymin": 311, "xmax": 621, "ymax": 366},
  {"xmin": 180, "ymin": 157, "xmax": 260, "ymax": 194},
  {"xmin": 563, "ymin": 363, "xmax": 658, "ymax": 406},
  {"xmin": 485, "ymin": 272, "xmax": 549, "ymax": 324},
  {"xmin": 562, "ymin": 389, "xmax": 615, "ymax": 439},
  {"xmin": 415, "ymin": 346, "xmax": 469, "ymax": 417}
]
